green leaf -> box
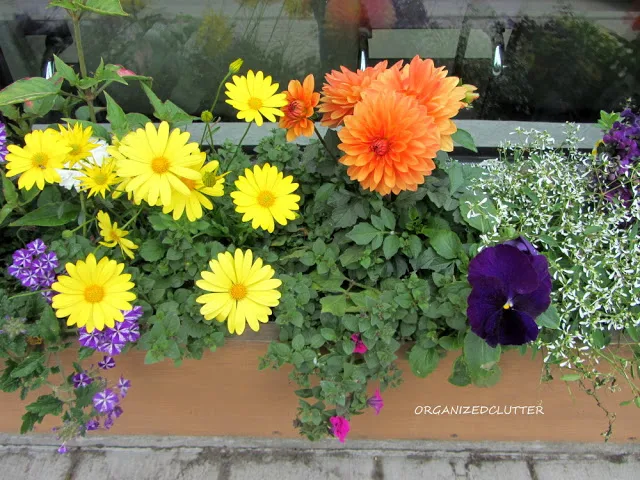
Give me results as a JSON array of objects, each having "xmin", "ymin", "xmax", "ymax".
[
  {"xmin": 536, "ymin": 304, "xmax": 560, "ymax": 329},
  {"xmin": 292, "ymin": 334, "xmax": 305, "ymax": 351},
  {"xmin": 20, "ymin": 412, "xmax": 39, "ymax": 434},
  {"xmin": 79, "ymin": 0, "xmax": 129, "ymax": 16},
  {"xmin": 447, "ymin": 162, "xmax": 465, "ymax": 194},
  {"xmin": 379, "ymin": 207, "xmax": 396, "ymax": 230},
  {"xmin": 407, "ymin": 235, "xmax": 423, "ymax": 258},
  {"xmin": 458, "ymin": 193, "xmax": 497, "ymax": 234},
  {"xmin": 346, "ymin": 223, "xmax": 382, "ymax": 245},
  {"xmin": 53, "ymin": 55, "xmax": 78, "ymax": 85},
  {"xmin": 448, "ymin": 355, "xmax": 472, "ymax": 386},
  {"xmin": 141, "ymin": 84, "xmax": 195, "ymax": 126},
  {"xmin": 38, "ymin": 304, "xmax": 60, "ymax": 343},
  {"xmin": 463, "ymin": 331, "xmax": 501, "ymax": 372},
  {"xmin": 428, "ymin": 230, "xmax": 462, "ymax": 260},
  {"xmin": 561, "ymin": 374, "xmax": 582, "ymax": 382},
  {"xmin": 25, "ymin": 395, "xmax": 63, "ymax": 416},
  {"xmin": 139, "ymin": 239, "xmax": 166, "ymax": 262},
  {"xmin": 451, "ymin": 128, "xmax": 478, "ymax": 153},
  {"xmin": 10, "ymin": 354, "xmax": 45, "ymax": 378},
  {"xmin": 104, "ymin": 91, "xmax": 129, "ymax": 137},
  {"xmin": 126, "ymin": 113, "xmax": 152, "ymax": 130},
  {"xmin": 383, "ymin": 235, "xmax": 401, "ymax": 259},
  {"xmin": 408, "ymin": 345, "xmax": 440, "ymax": 378},
  {"xmin": 10, "ymin": 202, "xmax": 79, "ymax": 227},
  {"xmin": 0, "ymin": 77, "xmax": 60, "ymax": 106},
  {"xmin": 0, "ymin": 204, "xmax": 14, "ymax": 225},
  {"xmin": 2, "ymin": 173, "xmax": 18, "ymax": 205},
  {"xmin": 320, "ymin": 328, "xmax": 337, "ymax": 342},
  {"xmin": 320, "ymin": 295, "xmax": 347, "ymax": 317}
]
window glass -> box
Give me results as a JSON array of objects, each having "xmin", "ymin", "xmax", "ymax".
[{"xmin": 1, "ymin": 0, "xmax": 638, "ymax": 122}]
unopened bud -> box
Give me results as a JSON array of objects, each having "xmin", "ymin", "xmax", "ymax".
[
  {"xmin": 461, "ymin": 84, "xmax": 479, "ymax": 105},
  {"xmin": 61, "ymin": 230, "xmax": 74, "ymax": 239},
  {"xmin": 229, "ymin": 58, "xmax": 243, "ymax": 74},
  {"xmin": 201, "ymin": 110, "xmax": 214, "ymax": 123}
]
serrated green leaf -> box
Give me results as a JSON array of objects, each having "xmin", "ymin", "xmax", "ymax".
[
  {"xmin": 447, "ymin": 162, "xmax": 465, "ymax": 194},
  {"xmin": 10, "ymin": 354, "xmax": 45, "ymax": 378},
  {"xmin": 0, "ymin": 77, "xmax": 60, "ymax": 106},
  {"xmin": 346, "ymin": 223, "xmax": 381, "ymax": 245},
  {"xmin": 320, "ymin": 295, "xmax": 347, "ymax": 317},
  {"xmin": 53, "ymin": 55, "xmax": 78, "ymax": 85},
  {"xmin": 448, "ymin": 355, "xmax": 471, "ymax": 386},
  {"xmin": 379, "ymin": 207, "xmax": 396, "ymax": 230},
  {"xmin": 408, "ymin": 345, "xmax": 440, "ymax": 378}
]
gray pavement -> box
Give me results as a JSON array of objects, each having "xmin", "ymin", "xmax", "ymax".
[{"xmin": 0, "ymin": 434, "xmax": 639, "ymax": 480}]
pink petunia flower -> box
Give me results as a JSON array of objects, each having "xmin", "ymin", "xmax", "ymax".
[
  {"xmin": 329, "ymin": 416, "xmax": 350, "ymax": 443},
  {"xmin": 350, "ymin": 333, "xmax": 368, "ymax": 354}
]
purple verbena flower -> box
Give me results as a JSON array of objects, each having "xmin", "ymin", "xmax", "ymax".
[
  {"xmin": 93, "ymin": 389, "xmax": 118, "ymax": 413},
  {"xmin": 98, "ymin": 356, "xmax": 116, "ymax": 370},
  {"xmin": 367, "ymin": 388, "xmax": 384, "ymax": 415},
  {"xmin": 72, "ymin": 372, "xmax": 93, "ymax": 388},
  {"xmin": 0, "ymin": 121, "xmax": 8, "ymax": 163},
  {"xmin": 97, "ymin": 335, "xmax": 126, "ymax": 356},
  {"xmin": 26, "ymin": 239, "xmax": 47, "ymax": 256},
  {"xmin": 39, "ymin": 251, "xmax": 59, "ymax": 270},
  {"xmin": 122, "ymin": 306, "xmax": 143, "ymax": 322},
  {"xmin": 466, "ymin": 237, "xmax": 552, "ymax": 347},
  {"xmin": 86, "ymin": 419, "xmax": 99, "ymax": 431},
  {"xmin": 78, "ymin": 327, "xmax": 104, "ymax": 349},
  {"xmin": 57, "ymin": 444, "xmax": 67, "ymax": 454},
  {"xmin": 12, "ymin": 249, "xmax": 31, "ymax": 267}
]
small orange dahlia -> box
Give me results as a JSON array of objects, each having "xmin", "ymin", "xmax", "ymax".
[
  {"xmin": 279, "ymin": 74, "xmax": 320, "ymax": 142},
  {"xmin": 318, "ymin": 61, "xmax": 388, "ymax": 128},
  {"xmin": 369, "ymin": 56, "xmax": 467, "ymax": 152},
  {"xmin": 337, "ymin": 91, "xmax": 441, "ymax": 195}
]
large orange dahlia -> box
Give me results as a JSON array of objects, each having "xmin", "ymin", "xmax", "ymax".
[
  {"xmin": 369, "ymin": 56, "xmax": 467, "ymax": 152},
  {"xmin": 279, "ymin": 74, "xmax": 320, "ymax": 142},
  {"xmin": 337, "ymin": 91, "xmax": 441, "ymax": 195},
  {"xmin": 318, "ymin": 61, "xmax": 388, "ymax": 128}
]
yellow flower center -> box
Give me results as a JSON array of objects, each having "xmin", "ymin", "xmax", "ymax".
[
  {"xmin": 370, "ymin": 138, "xmax": 390, "ymax": 157},
  {"xmin": 182, "ymin": 178, "xmax": 197, "ymax": 191},
  {"xmin": 151, "ymin": 156, "xmax": 170, "ymax": 174},
  {"xmin": 248, "ymin": 97, "xmax": 263, "ymax": 111},
  {"xmin": 108, "ymin": 230, "xmax": 121, "ymax": 242},
  {"xmin": 84, "ymin": 284, "xmax": 105, "ymax": 303},
  {"xmin": 257, "ymin": 190, "xmax": 275, "ymax": 208},
  {"xmin": 230, "ymin": 283, "xmax": 247, "ymax": 300},
  {"xmin": 92, "ymin": 172, "xmax": 108, "ymax": 185},
  {"xmin": 32, "ymin": 153, "xmax": 49, "ymax": 169},
  {"xmin": 70, "ymin": 144, "xmax": 81, "ymax": 155}
]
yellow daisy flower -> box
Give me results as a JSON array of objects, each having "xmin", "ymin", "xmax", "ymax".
[
  {"xmin": 5, "ymin": 129, "xmax": 71, "ymax": 191},
  {"xmin": 78, "ymin": 159, "xmax": 119, "ymax": 198},
  {"xmin": 58, "ymin": 123, "xmax": 100, "ymax": 165},
  {"xmin": 113, "ymin": 122, "xmax": 205, "ymax": 207},
  {"xmin": 162, "ymin": 160, "xmax": 226, "ymax": 222},
  {"xmin": 225, "ymin": 70, "xmax": 287, "ymax": 126},
  {"xmin": 51, "ymin": 253, "xmax": 136, "ymax": 332},
  {"xmin": 230, "ymin": 163, "xmax": 300, "ymax": 233},
  {"xmin": 97, "ymin": 211, "xmax": 138, "ymax": 259},
  {"xmin": 196, "ymin": 249, "xmax": 282, "ymax": 335}
]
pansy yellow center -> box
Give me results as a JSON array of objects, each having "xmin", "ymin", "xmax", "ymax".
[
  {"xmin": 503, "ymin": 301, "xmax": 513, "ymax": 310},
  {"xmin": 248, "ymin": 97, "xmax": 263, "ymax": 111},
  {"xmin": 151, "ymin": 156, "xmax": 170, "ymax": 174},
  {"xmin": 84, "ymin": 284, "xmax": 105, "ymax": 303},
  {"xmin": 32, "ymin": 153, "xmax": 49, "ymax": 169},
  {"xmin": 230, "ymin": 283, "xmax": 247, "ymax": 300},
  {"xmin": 257, "ymin": 190, "xmax": 275, "ymax": 208},
  {"xmin": 370, "ymin": 138, "xmax": 389, "ymax": 156}
]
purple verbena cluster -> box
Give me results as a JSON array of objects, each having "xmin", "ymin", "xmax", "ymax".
[
  {"xmin": 89, "ymin": 377, "xmax": 130, "ymax": 431},
  {"xmin": 78, "ymin": 306, "xmax": 142, "ymax": 370},
  {"xmin": 0, "ymin": 121, "xmax": 8, "ymax": 163},
  {"xmin": 600, "ymin": 108, "xmax": 640, "ymax": 204},
  {"xmin": 7, "ymin": 239, "xmax": 58, "ymax": 302}
]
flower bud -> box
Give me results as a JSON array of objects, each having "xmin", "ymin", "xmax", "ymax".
[
  {"xmin": 201, "ymin": 110, "xmax": 214, "ymax": 123},
  {"xmin": 461, "ymin": 84, "xmax": 479, "ymax": 105},
  {"xmin": 61, "ymin": 230, "xmax": 74, "ymax": 239},
  {"xmin": 229, "ymin": 58, "xmax": 243, "ymax": 74}
]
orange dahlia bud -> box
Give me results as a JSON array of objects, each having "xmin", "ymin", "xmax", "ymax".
[
  {"xmin": 337, "ymin": 91, "xmax": 441, "ymax": 196},
  {"xmin": 279, "ymin": 74, "xmax": 320, "ymax": 142},
  {"xmin": 317, "ymin": 61, "xmax": 388, "ymax": 128},
  {"xmin": 461, "ymin": 84, "xmax": 479, "ymax": 105}
]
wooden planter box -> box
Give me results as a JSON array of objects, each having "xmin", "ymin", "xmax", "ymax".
[{"xmin": 1, "ymin": 326, "xmax": 639, "ymax": 443}]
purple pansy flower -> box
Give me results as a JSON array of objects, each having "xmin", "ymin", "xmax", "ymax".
[
  {"xmin": 26, "ymin": 239, "xmax": 47, "ymax": 256},
  {"xmin": 93, "ymin": 389, "xmax": 118, "ymax": 413},
  {"xmin": 78, "ymin": 328, "xmax": 104, "ymax": 349},
  {"xmin": 98, "ymin": 356, "xmax": 116, "ymax": 370},
  {"xmin": 86, "ymin": 419, "xmax": 99, "ymax": 431},
  {"xmin": 329, "ymin": 416, "xmax": 350, "ymax": 443},
  {"xmin": 467, "ymin": 237, "xmax": 552, "ymax": 347},
  {"xmin": 367, "ymin": 388, "xmax": 384, "ymax": 415},
  {"xmin": 350, "ymin": 333, "xmax": 368, "ymax": 354},
  {"xmin": 72, "ymin": 372, "xmax": 93, "ymax": 388}
]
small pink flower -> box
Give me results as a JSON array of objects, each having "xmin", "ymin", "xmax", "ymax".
[
  {"xmin": 367, "ymin": 388, "xmax": 384, "ymax": 415},
  {"xmin": 351, "ymin": 333, "xmax": 367, "ymax": 354},
  {"xmin": 330, "ymin": 416, "xmax": 350, "ymax": 443},
  {"xmin": 115, "ymin": 65, "xmax": 137, "ymax": 77},
  {"xmin": 24, "ymin": 100, "xmax": 34, "ymax": 108}
]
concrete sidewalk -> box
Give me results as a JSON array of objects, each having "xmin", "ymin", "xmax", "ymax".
[{"xmin": 0, "ymin": 434, "xmax": 639, "ymax": 480}]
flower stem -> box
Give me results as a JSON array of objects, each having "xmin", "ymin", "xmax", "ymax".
[
  {"xmin": 68, "ymin": 218, "xmax": 92, "ymax": 235},
  {"xmin": 210, "ymin": 71, "xmax": 232, "ymax": 114},
  {"xmin": 314, "ymin": 125, "xmax": 337, "ymax": 161},
  {"xmin": 228, "ymin": 123, "xmax": 251, "ymax": 167},
  {"xmin": 79, "ymin": 192, "xmax": 88, "ymax": 236},
  {"xmin": 8, "ymin": 290, "xmax": 51, "ymax": 301},
  {"xmin": 70, "ymin": 11, "xmax": 97, "ymax": 123},
  {"xmin": 121, "ymin": 207, "xmax": 143, "ymax": 230}
]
